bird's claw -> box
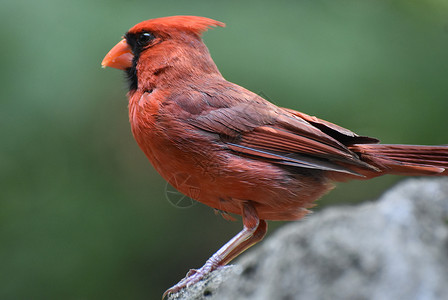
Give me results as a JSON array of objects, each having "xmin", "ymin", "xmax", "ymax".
[
  {"xmin": 186, "ymin": 268, "xmax": 198, "ymax": 277},
  {"xmin": 162, "ymin": 265, "xmax": 216, "ymax": 299}
]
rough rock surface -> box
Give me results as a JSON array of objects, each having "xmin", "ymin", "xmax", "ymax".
[{"xmin": 167, "ymin": 178, "xmax": 448, "ymax": 300}]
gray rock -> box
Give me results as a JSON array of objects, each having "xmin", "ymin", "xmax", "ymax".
[{"xmin": 168, "ymin": 178, "xmax": 448, "ymax": 300}]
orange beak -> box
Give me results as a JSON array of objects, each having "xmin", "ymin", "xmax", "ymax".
[{"xmin": 101, "ymin": 39, "xmax": 133, "ymax": 70}]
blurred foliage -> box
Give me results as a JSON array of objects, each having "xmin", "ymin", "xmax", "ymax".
[{"xmin": 1, "ymin": 0, "xmax": 448, "ymax": 299}]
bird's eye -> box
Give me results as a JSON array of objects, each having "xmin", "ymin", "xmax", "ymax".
[{"xmin": 137, "ymin": 32, "xmax": 155, "ymax": 46}]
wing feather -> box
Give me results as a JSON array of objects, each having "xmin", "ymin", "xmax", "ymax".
[{"xmin": 172, "ymin": 84, "xmax": 379, "ymax": 175}]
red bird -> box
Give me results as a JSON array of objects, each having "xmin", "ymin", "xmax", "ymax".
[{"xmin": 102, "ymin": 16, "xmax": 448, "ymax": 296}]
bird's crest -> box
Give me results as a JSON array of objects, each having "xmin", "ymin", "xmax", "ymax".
[{"xmin": 128, "ymin": 16, "xmax": 225, "ymax": 36}]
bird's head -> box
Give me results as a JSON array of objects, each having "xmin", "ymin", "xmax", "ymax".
[{"xmin": 102, "ymin": 16, "xmax": 225, "ymax": 92}]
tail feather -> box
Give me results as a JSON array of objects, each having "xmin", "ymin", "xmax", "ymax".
[{"xmin": 350, "ymin": 144, "xmax": 448, "ymax": 176}]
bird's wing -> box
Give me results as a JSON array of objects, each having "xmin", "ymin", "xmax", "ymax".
[
  {"xmin": 173, "ymin": 87, "xmax": 378, "ymax": 175},
  {"xmin": 281, "ymin": 108, "xmax": 379, "ymax": 145}
]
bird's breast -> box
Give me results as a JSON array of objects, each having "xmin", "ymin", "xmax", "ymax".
[
  {"xmin": 128, "ymin": 89, "xmax": 215, "ymax": 189},
  {"xmin": 128, "ymin": 90, "xmax": 171, "ymax": 167}
]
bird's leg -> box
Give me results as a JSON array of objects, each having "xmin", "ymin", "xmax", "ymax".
[
  {"xmin": 218, "ymin": 219, "xmax": 267, "ymax": 267},
  {"xmin": 186, "ymin": 215, "xmax": 267, "ymax": 277},
  {"xmin": 162, "ymin": 202, "xmax": 267, "ymax": 298}
]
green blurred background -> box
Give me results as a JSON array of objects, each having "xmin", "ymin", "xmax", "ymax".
[{"xmin": 1, "ymin": 0, "xmax": 448, "ymax": 299}]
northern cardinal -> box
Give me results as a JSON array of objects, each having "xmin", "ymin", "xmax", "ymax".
[{"xmin": 102, "ymin": 16, "xmax": 448, "ymax": 297}]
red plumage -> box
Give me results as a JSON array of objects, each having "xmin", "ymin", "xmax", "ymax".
[
  {"xmin": 102, "ymin": 16, "xmax": 448, "ymax": 297},
  {"xmin": 128, "ymin": 15, "xmax": 225, "ymax": 37}
]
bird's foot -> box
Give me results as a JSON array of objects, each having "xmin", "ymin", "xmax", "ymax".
[{"xmin": 162, "ymin": 260, "xmax": 218, "ymax": 299}]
